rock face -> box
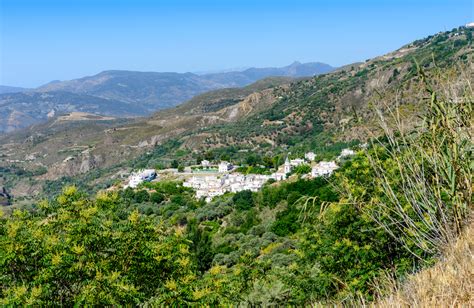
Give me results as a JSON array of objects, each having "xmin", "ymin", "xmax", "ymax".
[{"xmin": 0, "ymin": 187, "xmax": 12, "ymax": 206}]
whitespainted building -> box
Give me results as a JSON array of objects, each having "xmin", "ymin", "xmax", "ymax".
[
  {"xmin": 126, "ymin": 148, "xmax": 356, "ymax": 201},
  {"xmin": 126, "ymin": 169, "xmax": 157, "ymax": 188},
  {"xmin": 184, "ymin": 172, "xmax": 285, "ymax": 202},
  {"xmin": 218, "ymin": 161, "xmax": 233, "ymax": 173},
  {"xmin": 338, "ymin": 148, "xmax": 355, "ymax": 159},
  {"xmin": 311, "ymin": 161, "xmax": 338, "ymax": 177}
]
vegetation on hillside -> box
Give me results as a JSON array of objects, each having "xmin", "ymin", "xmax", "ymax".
[
  {"xmin": 2, "ymin": 68, "xmax": 471, "ymax": 304},
  {"xmin": 1, "ymin": 27, "xmax": 471, "ymax": 201},
  {"xmin": 0, "ymin": 27, "xmax": 473, "ymax": 305}
]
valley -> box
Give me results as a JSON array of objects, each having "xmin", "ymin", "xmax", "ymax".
[
  {"xmin": 0, "ymin": 22, "xmax": 472, "ymax": 306},
  {"xmin": 1, "ymin": 26, "xmax": 471, "ymax": 201}
]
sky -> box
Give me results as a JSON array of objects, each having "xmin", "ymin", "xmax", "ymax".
[{"xmin": 0, "ymin": 0, "xmax": 472, "ymax": 88}]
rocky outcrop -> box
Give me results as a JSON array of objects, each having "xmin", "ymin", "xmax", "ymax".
[{"xmin": 0, "ymin": 187, "xmax": 12, "ymax": 206}]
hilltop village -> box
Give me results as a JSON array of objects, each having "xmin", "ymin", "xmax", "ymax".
[{"xmin": 124, "ymin": 148, "xmax": 356, "ymax": 202}]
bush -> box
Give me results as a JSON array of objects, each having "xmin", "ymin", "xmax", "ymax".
[
  {"xmin": 232, "ymin": 190, "xmax": 254, "ymax": 211},
  {"xmin": 271, "ymin": 204, "xmax": 300, "ymax": 236},
  {"xmin": 367, "ymin": 67, "xmax": 472, "ymax": 257},
  {"xmin": 0, "ymin": 187, "xmax": 197, "ymax": 305},
  {"xmin": 133, "ymin": 189, "xmax": 149, "ymax": 203},
  {"xmin": 292, "ymin": 164, "xmax": 311, "ymax": 175},
  {"xmin": 150, "ymin": 192, "xmax": 165, "ymax": 204}
]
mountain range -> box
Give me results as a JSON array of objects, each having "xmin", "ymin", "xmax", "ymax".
[
  {"xmin": 0, "ymin": 85, "xmax": 30, "ymax": 94},
  {"xmin": 0, "ymin": 62, "xmax": 334, "ymax": 133}
]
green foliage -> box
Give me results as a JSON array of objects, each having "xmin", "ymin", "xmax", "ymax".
[
  {"xmin": 292, "ymin": 163, "xmax": 311, "ymax": 175},
  {"xmin": 186, "ymin": 219, "xmax": 214, "ymax": 273},
  {"xmin": 0, "ymin": 187, "xmax": 197, "ymax": 305},
  {"xmin": 301, "ymin": 200, "xmax": 412, "ymax": 300},
  {"xmin": 1, "ymin": 33, "xmax": 471, "ymax": 305},
  {"xmin": 366, "ymin": 67, "xmax": 473, "ymax": 257},
  {"xmin": 245, "ymin": 154, "xmax": 262, "ymax": 166},
  {"xmin": 133, "ymin": 189, "xmax": 149, "ymax": 203},
  {"xmin": 150, "ymin": 192, "xmax": 165, "ymax": 204},
  {"xmin": 232, "ymin": 190, "xmax": 254, "ymax": 211},
  {"xmin": 235, "ymin": 165, "xmax": 271, "ymax": 175},
  {"xmin": 271, "ymin": 204, "xmax": 300, "ymax": 236}
]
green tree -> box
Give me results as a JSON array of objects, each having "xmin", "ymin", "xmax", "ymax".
[
  {"xmin": 273, "ymin": 210, "xmax": 299, "ymax": 236},
  {"xmin": 186, "ymin": 219, "xmax": 214, "ymax": 273},
  {"xmin": 232, "ymin": 190, "xmax": 254, "ymax": 211},
  {"xmin": 293, "ymin": 164, "xmax": 311, "ymax": 175},
  {"xmin": 0, "ymin": 187, "xmax": 198, "ymax": 305},
  {"xmin": 150, "ymin": 192, "xmax": 165, "ymax": 204},
  {"xmin": 134, "ymin": 189, "xmax": 149, "ymax": 203}
]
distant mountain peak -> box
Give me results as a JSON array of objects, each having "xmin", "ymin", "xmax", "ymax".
[
  {"xmin": 1, "ymin": 61, "xmax": 336, "ymax": 133},
  {"xmin": 288, "ymin": 61, "xmax": 302, "ymax": 66}
]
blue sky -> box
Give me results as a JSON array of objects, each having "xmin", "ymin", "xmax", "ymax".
[{"xmin": 1, "ymin": 0, "xmax": 472, "ymax": 87}]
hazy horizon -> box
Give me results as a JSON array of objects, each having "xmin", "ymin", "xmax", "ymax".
[
  {"xmin": 1, "ymin": 0, "xmax": 472, "ymax": 87},
  {"xmin": 0, "ymin": 60, "xmax": 334, "ymax": 89}
]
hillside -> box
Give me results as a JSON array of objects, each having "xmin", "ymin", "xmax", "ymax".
[
  {"xmin": 0, "ymin": 62, "xmax": 333, "ymax": 134},
  {"xmin": 0, "ymin": 26, "xmax": 472, "ymax": 306},
  {"xmin": 166, "ymin": 77, "xmax": 296, "ymax": 115},
  {"xmin": 1, "ymin": 81, "xmax": 470, "ymax": 304},
  {"xmin": 0, "ymin": 85, "xmax": 29, "ymax": 94},
  {"xmin": 0, "ymin": 77, "xmax": 293, "ymax": 196},
  {"xmin": 0, "ymin": 91, "xmax": 148, "ymax": 133},
  {"xmin": 190, "ymin": 28, "xmax": 473, "ymax": 154},
  {"xmin": 201, "ymin": 61, "xmax": 333, "ymax": 87},
  {"xmin": 375, "ymin": 220, "xmax": 473, "ymax": 306},
  {"xmin": 0, "ymin": 26, "xmax": 472, "ymax": 199},
  {"xmin": 36, "ymin": 62, "xmax": 334, "ymax": 112},
  {"xmin": 129, "ymin": 26, "xmax": 473, "ymax": 169}
]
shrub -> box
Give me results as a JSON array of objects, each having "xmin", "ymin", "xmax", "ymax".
[
  {"xmin": 368, "ymin": 67, "xmax": 472, "ymax": 257},
  {"xmin": 150, "ymin": 192, "xmax": 165, "ymax": 204},
  {"xmin": 232, "ymin": 190, "xmax": 254, "ymax": 211},
  {"xmin": 133, "ymin": 189, "xmax": 149, "ymax": 203},
  {"xmin": 0, "ymin": 187, "xmax": 197, "ymax": 305}
]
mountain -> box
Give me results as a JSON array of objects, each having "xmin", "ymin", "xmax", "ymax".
[
  {"xmin": 0, "ymin": 85, "xmax": 30, "ymax": 94},
  {"xmin": 36, "ymin": 62, "xmax": 335, "ymax": 112},
  {"xmin": 0, "ymin": 26, "xmax": 472, "ymax": 198},
  {"xmin": 0, "ymin": 77, "xmax": 293, "ymax": 194},
  {"xmin": 0, "ymin": 91, "xmax": 148, "ymax": 133},
  {"xmin": 201, "ymin": 61, "xmax": 334, "ymax": 88},
  {"xmin": 0, "ymin": 62, "xmax": 334, "ymax": 134}
]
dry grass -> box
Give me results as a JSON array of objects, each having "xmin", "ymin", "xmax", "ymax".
[
  {"xmin": 366, "ymin": 66, "xmax": 472, "ymax": 259},
  {"xmin": 371, "ymin": 220, "xmax": 474, "ymax": 307}
]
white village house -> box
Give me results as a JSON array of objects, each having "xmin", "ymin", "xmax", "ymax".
[
  {"xmin": 218, "ymin": 161, "xmax": 233, "ymax": 173},
  {"xmin": 338, "ymin": 148, "xmax": 355, "ymax": 159},
  {"xmin": 311, "ymin": 161, "xmax": 338, "ymax": 177},
  {"xmin": 305, "ymin": 152, "xmax": 316, "ymax": 161},
  {"xmin": 127, "ymin": 147, "xmax": 359, "ymax": 202},
  {"xmin": 184, "ymin": 173, "xmax": 277, "ymax": 202},
  {"xmin": 284, "ymin": 157, "xmax": 292, "ymax": 174},
  {"xmin": 126, "ymin": 169, "xmax": 157, "ymax": 188}
]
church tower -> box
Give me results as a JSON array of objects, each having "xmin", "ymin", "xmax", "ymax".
[{"xmin": 284, "ymin": 156, "xmax": 291, "ymax": 174}]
